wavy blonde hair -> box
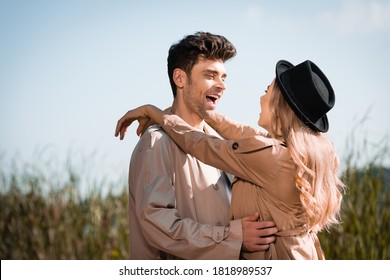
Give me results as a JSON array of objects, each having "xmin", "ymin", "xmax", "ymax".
[{"xmin": 269, "ymin": 81, "xmax": 346, "ymax": 233}]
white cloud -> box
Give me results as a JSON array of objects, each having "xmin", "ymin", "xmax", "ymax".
[
  {"xmin": 319, "ymin": 0, "xmax": 390, "ymax": 33},
  {"xmin": 244, "ymin": 4, "xmax": 265, "ymax": 25}
]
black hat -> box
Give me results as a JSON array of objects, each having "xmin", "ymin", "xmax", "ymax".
[{"xmin": 275, "ymin": 60, "xmax": 335, "ymax": 132}]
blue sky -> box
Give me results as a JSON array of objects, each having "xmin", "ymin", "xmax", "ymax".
[{"xmin": 1, "ymin": 0, "xmax": 389, "ymax": 190}]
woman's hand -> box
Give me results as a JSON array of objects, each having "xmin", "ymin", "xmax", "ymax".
[
  {"xmin": 115, "ymin": 105, "xmax": 149, "ymax": 140},
  {"xmin": 115, "ymin": 105, "xmax": 166, "ymax": 140}
]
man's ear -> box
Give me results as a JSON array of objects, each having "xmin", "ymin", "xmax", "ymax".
[{"xmin": 173, "ymin": 68, "xmax": 186, "ymax": 88}]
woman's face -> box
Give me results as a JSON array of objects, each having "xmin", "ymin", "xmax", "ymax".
[{"xmin": 257, "ymin": 79, "xmax": 275, "ymax": 132}]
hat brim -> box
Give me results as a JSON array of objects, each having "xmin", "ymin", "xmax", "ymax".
[{"xmin": 275, "ymin": 60, "xmax": 329, "ymax": 132}]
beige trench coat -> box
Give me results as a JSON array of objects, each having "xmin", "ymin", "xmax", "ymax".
[
  {"xmin": 128, "ymin": 123, "xmax": 242, "ymax": 260},
  {"xmin": 161, "ymin": 114, "xmax": 325, "ymax": 260}
]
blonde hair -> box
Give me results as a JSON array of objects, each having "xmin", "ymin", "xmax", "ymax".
[{"xmin": 269, "ymin": 81, "xmax": 346, "ymax": 233}]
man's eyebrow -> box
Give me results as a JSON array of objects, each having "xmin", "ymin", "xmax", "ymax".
[{"xmin": 204, "ymin": 69, "xmax": 227, "ymax": 78}]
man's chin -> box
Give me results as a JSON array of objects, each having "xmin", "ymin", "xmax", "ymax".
[
  {"xmin": 203, "ymin": 109, "xmax": 216, "ymax": 120},
  {"xmin": 205, "ymin": 103, "xmax": 218, "ymax": 111},
  {"xmin": 197, "ymin": 108, "xmax": 213, "ymax": 120}
]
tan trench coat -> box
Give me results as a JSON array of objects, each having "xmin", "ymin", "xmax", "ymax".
[
  {"xmin": 128, "ymin": 123, "xmax": 242, "ymax": 260},
  {"xmin": 161, "ymin": 114, "xmax": 325, "ymax": 260}
]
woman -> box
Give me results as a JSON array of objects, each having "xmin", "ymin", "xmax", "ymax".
[{"xmin": 115, "ymin": 60, "xmax": 346, "ymax": 259}]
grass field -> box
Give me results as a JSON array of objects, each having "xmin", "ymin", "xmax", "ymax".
[{"xmin": 1, "ymin": 141, "xmax": 389, "ymax": 260}]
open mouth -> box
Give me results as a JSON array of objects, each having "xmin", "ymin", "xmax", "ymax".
[{"xmin": 206, "ymin": 94, "xmax": 220, "ymax": 105}]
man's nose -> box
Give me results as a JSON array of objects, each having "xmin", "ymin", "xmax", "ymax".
[{"xmin": 216, "ymin": 78, "xmax": 226, "ymax": 91}]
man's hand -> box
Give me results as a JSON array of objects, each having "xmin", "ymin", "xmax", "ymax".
[{"xmin": 241, "ymin": 212, "xmax": 278, "ymax": 252}]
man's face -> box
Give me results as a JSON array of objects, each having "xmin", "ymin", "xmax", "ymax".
[{"xmin": 183, "ymin": 58, "xmax": 227, "ymax": 118}]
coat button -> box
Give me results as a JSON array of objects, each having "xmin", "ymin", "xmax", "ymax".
[
  {"xmin": 213, "ymin": 184, "xmax": 219, "ymax": 190},
  {"xmin": 232, "ymin": 142, "xmax": 239, "ymax": 150}
]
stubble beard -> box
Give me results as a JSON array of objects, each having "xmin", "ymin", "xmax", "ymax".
[
  {"xmin": 183, "ymin": 87, "xmax": 208, "ymax": 120},
  {"xmin": 183, "ymin": 77, "xmax": 210, "ymax": 120}
]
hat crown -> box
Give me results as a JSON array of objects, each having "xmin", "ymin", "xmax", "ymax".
[{"xmin": 276, "ymin": 60, "xmax": 335, "ymax": 132}]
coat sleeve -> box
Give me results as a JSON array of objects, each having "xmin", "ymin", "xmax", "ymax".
[
  {"xmin": 160, "ymin": 115, "xmax": 280, "ymax": 188},
  {"xmin": 206, "ymin": 112, "xmax": 266, "ymax": 140},
  {"xmin": 129, "ymin": 128, "xmax": 242, "ymax": 259}
]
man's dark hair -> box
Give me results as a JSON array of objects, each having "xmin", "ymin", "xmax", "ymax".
[{"xmin": 167, "ymin": 31, "xmax": 237, "ymax": 97}]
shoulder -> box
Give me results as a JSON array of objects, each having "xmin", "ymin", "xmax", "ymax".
[
  {"xmin": 130, "ymin": 125, "xmax": 177, "ymax": 169},
  {"xmin": 135, "ymin": 125, "xmax": 173, "ymax": 151},
  {"xmin": 231, "ymin": 134, "xmax": 286, "ymax": 154}
]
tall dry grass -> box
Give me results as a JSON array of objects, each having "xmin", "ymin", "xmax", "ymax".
[
  {"xmin": 1, "ymin": 132, "xmax": 389, "ymax": 259},
  {"xmin": 0, "ymin": 158, "xmax": 129, "ymax": 259},
  {"xmin": 318, "ymin": 129, "xmax": 390, "ymax": 259},
  {"xmin": 318, "ymin": 163, "xmax": 390, "ymax": 259}
]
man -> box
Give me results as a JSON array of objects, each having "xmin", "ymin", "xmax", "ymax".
[{"xmin": 117, "ymin": 32, "xmax": 277, "ymax": 259}]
